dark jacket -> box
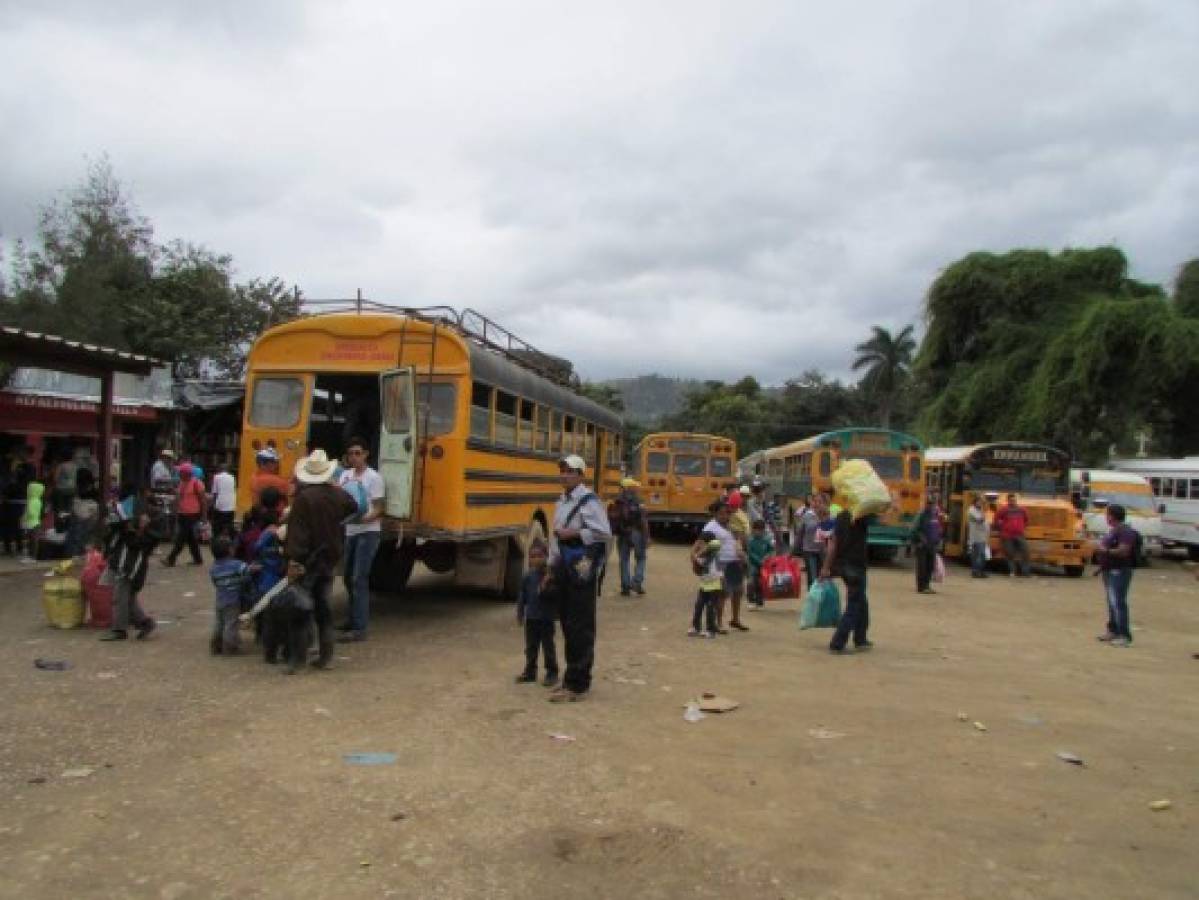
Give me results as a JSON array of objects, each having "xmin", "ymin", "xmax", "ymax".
[
  {"xmin": 285, "ymin": 482, "xmax": 357, "ymax": 575},
  {"xmin": 517, "ymin": 569, "xmax": 557, "ymax": 621}
]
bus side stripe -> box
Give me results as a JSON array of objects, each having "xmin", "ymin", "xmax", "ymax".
[{"xmin": 466, "ymin": 492, "xmax": 562, "ymax": 507}]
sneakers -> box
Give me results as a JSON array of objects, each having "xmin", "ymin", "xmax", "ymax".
[
  {"xmin": 514, "ymin": 672, "xmax": 537, "ymax": 684},
  {"xmin": 135, "ymin": 619, "xmax": 157, "ymax": 640},
  {"xmin": 633, "ymin": 586, "xmax": 645, "ymax": 596},
  {"xmin": 855, "ymin": 640, "xmax": 874, "ymax": 651},
  {"xmin": 1109, "ymin": 637, "xmax": 1132, "ymax": 647},
  {"xmin": 542, "ymin": 672, "xmax": 559, "ymax": 687},
  {"xmin": 336, "ymin": 631, "xmax": 367, "ymax": 643},
  {"xmin": 701, "ymin": 630, "xmax": 715, "ymax": 639},
  {"xmin": 100, "ymin": 630, "xmax": 128, "ymax": 641},
  {"xmin": 918, "ymin": 587, "xmax": 936, "ymax": 594},
  {"xmin": 729, "ymin": 621, "xmax": 749, "ymax": 631},
  {"xmin": 687, "ymin": 628, "xmax": 700, "ymax": 637}
]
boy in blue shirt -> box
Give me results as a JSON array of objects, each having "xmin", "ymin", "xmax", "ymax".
[
  {"xmin": 516, "ymin": 540, "xmax": 559, "ymax": 687},
  {"xmin": 746, "ymin": 519, "xmax": 773, "ymax": 609},
  {"xmin": 209, "ymin": 536, "xmax": 255, "ymax": 655}
]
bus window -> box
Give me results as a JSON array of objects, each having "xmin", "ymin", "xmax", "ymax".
[
  {"xmin": 518, "ymin": 398, "xmax": 535, "ymax": 449},
  {"xmin": 495, "ymin": 391, "xmax": 517, "ymax": 446},
  {"xmin": 381, "ymin": 375, "xmax": 412, "ymax": 431},
  {"xmin": 768, "ymin": 458, "xmax": 783, "ymax": 478},
  {"xmin": 711, "ymin": 457, "xmax": 732, "ymax": 478},
  {"xmin": 1176, "ymin": 480, "xmax": 1189, "ymax": 500},
  {"xmin": 250, "ymin": 377, "xmax": 305, "ymax": 428},
  {"xmin": 563, "ymin": 415, "xmax": 575, "ymax": 452},
  {"xmin": 674, "ymin": 455, "xmax": 705, "ymax": 476},
  {"xmin": 584, "ymin": 422, "xmax": 596, "ymax": 463},
  {"xmin": 470, "ymin": 382, "xmax": 492, "ymax": 440},
  {"xmin": 1191, "ymin": 479, "xmax": 1199, "ymax": 497},
  {"xmin": 647, "ymin": 452, "xmax": 669, "ymax": 474},
  {"xmin": 415, "ymin": 383, "xmax": 457, "ymax": 437},
  {"xmin": 1160, "ymin": 478, "xmax": 1174, "ymax": 497},
  {"xmin": 908, "ymin": 456, "xmax": 922, "ymax": 483},
  {"xmin": 1149, "ymin": 477, "xmax": 1161, "ymax": 495},
  {"xmin": 535, "ymin": 406, "xmax": 550, "ymax": 452},
  {"xmin": 550, "ymin": 411, "xmax": 563, "ymax": 454},
  {"xmin": 818, "ymin": 452, "xmax": 831, "ymax": 477}
]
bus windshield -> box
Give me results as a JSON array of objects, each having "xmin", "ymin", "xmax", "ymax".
[
  {"xmin": 673, "ymin": 455, "xmax": 706, "ymax": 476},
  {"xmin": 967, "ymin": 465, "xmax": 1065, "ymax": 496},
  {"xmin": 710, "ymin": 457, "xmax": 732, "ymax": 477},
  {"xmin": 1090, "ymin": 490, "xmax": 1156, "ymax": 514},
  {"xmin": 847, "ymin": 453, "xmax": 903, "ymax": 481}
]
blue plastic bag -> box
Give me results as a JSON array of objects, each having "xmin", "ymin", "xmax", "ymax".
[{"xmin": 799, "ymin": 579, "xmax": 842, "ymax": 629}]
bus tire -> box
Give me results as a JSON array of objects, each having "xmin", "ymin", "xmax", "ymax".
[
  {"xmin": 369, "ymin": 539, "xmax": 416, "ymax": 594},
  {"xmin": 1189, "ymin": 545, "xmax": 1199, "ymax": 562},
  {"xmin": 1064, "ymin": 565, "xmax": 1085, "ymax": 578}
]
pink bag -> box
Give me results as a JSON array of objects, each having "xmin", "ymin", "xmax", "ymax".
[
  {"xmin": 80, "ymin": 549, "xmax": 114, "ymax": 628},
  {"xmin": 933, "ymin": 553, "xmax": 946, "ymax": 583}
]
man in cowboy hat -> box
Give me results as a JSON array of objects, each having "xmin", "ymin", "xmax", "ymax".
[
  {"xmin": 608, "ymin": 476, "xmax": 650, "ymax": 596},
  {"xmin": 284, "ymin": 448, "xmax": 358, "ymax": 669},
  {"xmin": 547, "ymin": 454, "xmax": 612, "ymax": 702}
]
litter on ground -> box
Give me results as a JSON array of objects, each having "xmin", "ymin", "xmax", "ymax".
[
  {"xmin": 1056, "ymin": 751, "xmax": 1086, "ymax": 767},
  {"xmin": 343, "ymin": 752, "xmax": 397, "ymax": 766}
]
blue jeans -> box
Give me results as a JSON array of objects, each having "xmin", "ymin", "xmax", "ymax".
[
  {"xmin": 969, "ymin": 541, "xmax": 987, "ymax": 576},
  {"xmin": 343, "ymin": 531, "xmax": 382, "ymax": 633},
  {"xmin": 618, "ymin": 529, "xmax": 647, "ymax": 591},
  {"xmin": 1103, "ymin": 569, "xmax": 1133, "ymax": 640}
]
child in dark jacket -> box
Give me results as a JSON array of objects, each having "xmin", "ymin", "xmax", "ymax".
[
  {"xmin": 746, "ymin": 519, "xmax": 773, "ymax": 608},
  {"xmin": 515, "ymin": 540, "xmax": 559, "ymax": 687}
]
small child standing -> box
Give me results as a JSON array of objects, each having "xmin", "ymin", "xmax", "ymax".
[
  {"xmin": 746, "ymin": 519, "xmax": 772, "ymax": 609},
  {"xmin": 689, "ymin": 530, "xmax": 723, "ymax": 637},
  {"xmin": 515, "ymin": 540, "xmax": 559, "ymax": 687},
  {"xmin": 209, "ymin": 536, "xmax": 254, "ymax": 655},
  {"xmin": 20, "ymin": 480, "xmax": 44, "ymax": 563}
]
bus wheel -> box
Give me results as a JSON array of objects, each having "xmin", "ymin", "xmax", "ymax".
[
  {"xmin": 370, "ymin": 539, "xmax": 416, "ymax": 594},
  {"xmin": 1064, "ymin": 565, "xmax": 1085, "ymax": 578}
]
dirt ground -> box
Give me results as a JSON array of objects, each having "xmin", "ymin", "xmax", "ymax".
[{"xmin": 0, "ymin": 542, "xmax": 1196, "ymax": 900}]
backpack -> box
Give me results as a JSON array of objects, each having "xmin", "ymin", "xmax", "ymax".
[
  {"xmin": 341, "ymin": 477, "xmax": 370, "ymax": 522},
  {"xmin": 1131, "ymin": 527, "xmax": 1145, "ymax": 568}
]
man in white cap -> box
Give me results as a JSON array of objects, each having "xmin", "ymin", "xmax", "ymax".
[
  {"xmin": 609, "ymin": 477, "xmax": 650, "ymax": 596},
  {"xmin": 284, "ymin": 448, "xmax": 358, "ymax": 669},
  {"xmin": 547, "ymin": 454, "xmax": 612, "ymax": 702}
]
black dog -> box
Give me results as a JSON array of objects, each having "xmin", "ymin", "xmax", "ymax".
[{"xmin": 261, "ymin": 582, "xmax": 315, "ymax": 674}]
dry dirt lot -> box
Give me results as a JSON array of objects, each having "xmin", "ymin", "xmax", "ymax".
[{"xmin": 0, "ymin": 543, "xmax": 1196, "ymax": 900}]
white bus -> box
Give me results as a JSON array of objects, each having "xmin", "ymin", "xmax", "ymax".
[
  {"xmin": 1070, "ymin": 468, "xmax": 1162, "ymax": 557},
  {"xmin": 1108, "ymin": 457, "xmax": 1199, "ymax": 559}
]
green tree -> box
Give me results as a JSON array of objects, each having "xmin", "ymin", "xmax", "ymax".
[
  {"xmin": 912, "ymin": 246, "xmax": 1199, "ymax": 461},
  {"xmin": 1175, "ymin": 259, "xmax": 1199, "ymax": 319},
  {"xmin": 1, "ymin": 157, "xmax": 302, "ymax": 378},
  {"xmin": 852, "ymin": 324, "xmax": 916, "ymax": 428},
  {"xmin": 661, "ymin": 378, "xmax": 778, "ymax": 455},
  {"xmin": 578, "ymin": 381, "xmax": 625, "ymax": 413}
]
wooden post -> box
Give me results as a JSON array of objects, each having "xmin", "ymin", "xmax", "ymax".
[{"xmin": 99, "ymin": 370, "xmax": 114, "ymax": 501}]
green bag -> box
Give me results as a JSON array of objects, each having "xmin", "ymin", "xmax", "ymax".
[{"xmin": 799, "ymin": 579, "xmax": 842, "ymax": 629}]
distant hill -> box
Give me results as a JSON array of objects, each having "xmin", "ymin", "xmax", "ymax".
[{"xmin": 601, "ymin": 374, "xmax": 704, "ymax": 423}]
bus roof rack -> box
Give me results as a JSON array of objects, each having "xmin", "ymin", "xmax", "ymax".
[{"xmin": 298, "ymin": 298, "xmax": 580, "ymax": 388}]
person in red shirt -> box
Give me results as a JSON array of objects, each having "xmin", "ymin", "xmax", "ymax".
[
  {"xmin": 993, "ymin": 493, "xmax": 1030, "ymax": 577},
  {"xmin": 250, "ymin": 447, "xmax": 291, "ymax": 509},
  {"xmin": 164, "ymin": 463, "xmax": 208, "ymax": 566}
]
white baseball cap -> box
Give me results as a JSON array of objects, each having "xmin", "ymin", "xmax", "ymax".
[{"xmin": 559, "ymin": 454, "xmax": 587, "ymax": 473}]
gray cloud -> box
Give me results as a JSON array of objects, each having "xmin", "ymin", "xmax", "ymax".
[{"xmin": 2, "ymin": 0, "xmax": 1196, "ymax": 386}]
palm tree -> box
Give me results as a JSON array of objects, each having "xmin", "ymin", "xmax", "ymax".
[{"xmin": 852, "ymin": 324, "xmax": 916, "ymax": 428}]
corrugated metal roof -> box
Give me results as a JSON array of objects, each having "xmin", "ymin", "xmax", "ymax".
[{"xmin": 0, "ymin": 325, "xmax": 163, "ymax": 368}]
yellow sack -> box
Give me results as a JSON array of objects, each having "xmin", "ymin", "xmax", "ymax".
[
  {"xmin": 831, "ymin": 459, "xmax": 892, "ymax": 521},
  {"xmin": 43, "ymin": 568, "xmax": 84, "ymax": 629}
]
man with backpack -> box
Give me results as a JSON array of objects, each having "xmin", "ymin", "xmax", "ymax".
[
  {"xmin": 1095, "ymin": 503, "xmax": 1139, "ymax": 647},
  {"xmin": 609, "ymin": 477, "xmax": 650, "ymax": 596},
  {"xmin": 547, "ymin": 454, "xmax": 612, "ymax": 703}
]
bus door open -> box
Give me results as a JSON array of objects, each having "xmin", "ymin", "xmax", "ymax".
[{"xmin": 379, "ymin": 368, "xmax": 417, "ymax": 518}]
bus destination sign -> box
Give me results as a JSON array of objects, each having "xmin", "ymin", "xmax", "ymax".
[{"xmin": 985, "ymin": 448, "xmax": 1049, "ymax": 464}]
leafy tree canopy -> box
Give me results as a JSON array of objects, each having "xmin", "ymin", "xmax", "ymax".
[
  {"xmin": 914, "ymin": 246, "xmax": 1199, "ymax": 461},
  {"xmin": 1, "ymin": 156, "xmax": 302, "ymax": 378}
]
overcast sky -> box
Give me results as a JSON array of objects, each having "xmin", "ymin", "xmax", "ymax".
[{"xmin": 2, "ymin": 1, "xmax": 1196, "ymax": 383}]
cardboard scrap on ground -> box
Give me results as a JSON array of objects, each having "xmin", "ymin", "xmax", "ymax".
[{"xmin": 685, "ymin": 692, "xmax": 739, "ymax": 713}]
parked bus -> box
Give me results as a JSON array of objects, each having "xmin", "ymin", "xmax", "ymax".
[
  {"xmin": 238, "ymin": 304, "xmax": 624, "ymax": 597},
  {"xmin": 1108, "ymin": 457, "xmax": 1199, "ymax": 559},
  {"xmin": 761, "ymin": 428, "xmax": 925, "ymax": 556},
  {"xmin": 737, "ymin": 450, "xmax": 765, "ymax": 483},
  {"xmin": 1070, "ymin": 468, "xmax": 1162, "ymax": 558},
  {"xmin": 926, "ymin": 443, "xmax": 1089, "ymax": 576},
  {"xmin": 629, "ymin": 432, "xmax": 737, "ymax": 528}
]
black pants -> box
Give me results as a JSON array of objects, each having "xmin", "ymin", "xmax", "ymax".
[
  {"xmin": 305, "ymin": 573, "xmax": 335, "ymax": 666},
  {"xmin": 830, "ymin": 573, "xmax": 869, "ymax": 650},
  {"xmin": 915, "ymin": 544, "xmax": 936, "ymax": 591},
  {"xmin": 1, "ymin": 502, "xmax": 23, "ymax": 553},
  {"xmin": 692, "ymin": 589, "xmax": 718, "ymax": 632},
  {"xmin": 167, "ymin": 514, "xmax": 203, "ymax": 564},
  {"xmin": 522, "ymin": 618, "xmax": 558, "ymax": 676},
  {"xmin": 211, "ymin": 510, "xmax": 235, "ymax": 541},
  {"xmin": 558, "ymin": 572, "xmax": 597, "ymax": 694}
]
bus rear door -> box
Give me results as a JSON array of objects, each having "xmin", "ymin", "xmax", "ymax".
[{"xmin": 379, "ymin": 368, "xmax": 417, "ymax": 518}]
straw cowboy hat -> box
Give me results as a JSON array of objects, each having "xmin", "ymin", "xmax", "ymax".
[
  {"xmin": 295, "ymin": 448, "xmax": 337, "ymax": 484},
  {"xmin": 620, "ymin": 477, "xmax": 640, "ymax": 488}
]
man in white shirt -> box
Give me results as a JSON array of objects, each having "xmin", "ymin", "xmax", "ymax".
[
  {"xmin": 150, "ymin": 449, "xmax": 176, "ymax": 491},
  {"xmin": 336, "ymin": 436, "xmax": 386, "ymax": 642},
  {"xmin": 210, "ymin": 462, "xmax": 237, "ymax": 540},
  {"xmin": 548, "ymin": 454, "xmax": 612, "ymax": 703}
]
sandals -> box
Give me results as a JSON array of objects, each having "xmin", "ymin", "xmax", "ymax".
[{"xmin": 729, "ymin": 621, "xmax": 749, "ymax": 631}]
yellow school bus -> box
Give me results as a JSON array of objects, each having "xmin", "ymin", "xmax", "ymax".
[
  {"xmin": 238, "ymin": 304, "xmax": 624, "ymax": 596},
  {"xmin": 925, "ymin": 443, "xmax": 1089, "ymax": 576},
  {"xmin": 628, "ymin": 432, "xmax": 737, "ymax": 527},
  {"xmin": 761, "ymin": 428, "xmax": 925, "ymax": 557}
]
